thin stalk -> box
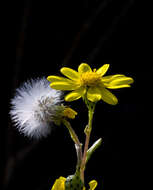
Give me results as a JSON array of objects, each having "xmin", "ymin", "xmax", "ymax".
[
  {"xmin": 80, "ymin": 103, "xmax": 95, "ymax": 182},
  {"xmin": 62, "ymin": 119, "xmax": 82, "ymax": 173}
]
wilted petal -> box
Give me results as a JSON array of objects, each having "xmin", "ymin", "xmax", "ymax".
[
  {"xmin": 60, "ymin": 67, "xmax": 79, "ymax": 80},
  {"xmin": 78, "ymin": 63, "xmax": 92, "ymax": 73},
  {"xmin": 63, "ymin": 107, "xmax": 77, "ymax": 119},
  {"xmin": 87, "ymin": 87, "xmax": 101, "ymax": 102},
  {"xmin": 96, "ymin": 64, "xmax": 110, "ymax": 76}
]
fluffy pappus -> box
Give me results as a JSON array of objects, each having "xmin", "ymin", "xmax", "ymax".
[{"xmin": 10, "ymin": 77, "xmax": 63, "ymax": 139}]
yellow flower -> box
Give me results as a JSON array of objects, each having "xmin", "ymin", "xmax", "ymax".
[
  {"xmin": 47, "ymin": 63, "xmax": 134, "ymax": 105},
  {"xmin": 51, "ymin": 176, "xmax": 97, "ymax": 190}
]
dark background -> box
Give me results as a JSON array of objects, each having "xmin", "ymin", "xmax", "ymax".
[{"xmin": 1, "ymin": 0, "xmax": 152, "ymax": 190}]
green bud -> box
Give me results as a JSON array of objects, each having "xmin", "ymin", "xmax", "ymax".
[{"xmin": 65, "ymin": 173, "xmax": 84, "ymax": 190}]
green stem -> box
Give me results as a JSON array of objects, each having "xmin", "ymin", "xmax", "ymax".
[{"xmin": 80, "ymin": 101, "xmax": 96, "ymax": 182}]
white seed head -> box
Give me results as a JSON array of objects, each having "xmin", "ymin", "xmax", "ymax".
[{"xmin": 10, "ymin": 77, "xmax": 63, "ymax": 139}]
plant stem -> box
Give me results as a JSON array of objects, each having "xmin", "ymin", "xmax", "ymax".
[
  {"xmin": 80, "ymin": 103, "xmax": 95, "ymax": 182},
  {"xmin": 62, "ymin": 119, "xmax": 82, "ymax": 173}
]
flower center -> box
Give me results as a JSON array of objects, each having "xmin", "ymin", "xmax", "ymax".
[{"xmin": 80, "ymin": 72, "xmax": 101, "ymax": 87}]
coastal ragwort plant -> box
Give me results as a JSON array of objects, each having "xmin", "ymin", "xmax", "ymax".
[
  {"xmin": 48, "ymin": 62, "xmax": 134, "ymax": 189},
  {"xmin": 10, "ymin": 63, "xmax": 134, "ymax": 190}
]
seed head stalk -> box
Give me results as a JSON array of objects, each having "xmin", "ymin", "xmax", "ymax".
[{"xmin": 62, "ymin": 119, "xmax": 82, "ymax": 174}]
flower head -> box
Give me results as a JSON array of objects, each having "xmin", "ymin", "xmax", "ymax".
[
  {"xmin": 47, "ymin": 63, "xmax": 134, "ymax": 105},
  {"xmin": 10, "ymin": 77, "xmax": 63, "ymax": 139},
  {"xmin": 51, "ymin": 176, "xmax": 97, "ymax": 190}
]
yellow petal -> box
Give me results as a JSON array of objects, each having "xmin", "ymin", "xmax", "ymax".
[
  {"xmin": 102, "ymin": 74, "xmax": 126, "ymax": 83},
  {"xmin": 100, "ymin": 87, "xmax": 118, "ymax": 105},
  {"xmin": 60, "ymin": 67, "xmax": 79, "ymax": 80},
  {"xmin": 50, "ymin": 81, "xmax": 78, "ymax": 91},
  {"xmin": 89, "ymin": 180, "xmax": 98, "ymax": 190},
  {"xmin": 107, "ymin": 84, "xmax": 131, "ymax": 89},
  {"xmin": 51, "ymin": 177, "xmax": 66, "ymax": 190},
  {"xmin": 78, "ymin": 63, "xmax": 92, "ymax": 73},
  {"xmin": 87, "ymin": 87, "xmax": 101, "ymax": 102},
  {"xmin": 65, "ymin": 87, "xmax": 86, "ymax": 101},
  {"xmin": 109, "ymin": 77, "xmax": 134, "ymax": 86},
  {"xmin": 102, "ymin": 75, "xmax": 133, "ymax": 89},
  {"xmin": 96, "ymin": 64, "xmax": 110, "ymax": 76},
  {"xmin": 47, "ymin": 75, "xmax": 72, "ymax": 83}
]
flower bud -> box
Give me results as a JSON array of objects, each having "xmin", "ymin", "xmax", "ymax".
[{"xmin": 65, "ymin": 173, "xmax": 84, "ymax": 190}]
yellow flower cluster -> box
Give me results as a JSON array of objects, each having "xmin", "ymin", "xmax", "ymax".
[
  {"xmin": 47, "ymin": 63, "xmax": 134, "ymax": 105},
  {"xmin": 51, "ymin": 177, "xmax": 97, "ymax": 190}
]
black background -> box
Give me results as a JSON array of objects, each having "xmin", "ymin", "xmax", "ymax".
[{"xmin": 1, "ymin": 0, "xmax": 152, "ymax": 190}]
